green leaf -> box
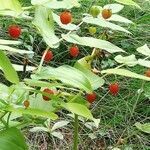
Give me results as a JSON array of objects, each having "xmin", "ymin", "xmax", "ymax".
[
  {"xmin": 83, "ymin": 16, "xmax": 131, "ymax": 34},
  {"xmin": 30, "ymin": 127, "xmax": 49, "ymax": 132},
  {"xmin": 33, "ymin": 6, "xmax": 59, "ymax": 48},
  {"xmin": 32, "ymin": 65, "xmax": 93, "ymax": 93},
  {"xmin": 31, "ymin": 0, "xmax": 52, "ymax": 5},
  {"xmin": 0, "ymin": 45, "xmax": 34, "ymax": 54},
  {"xmin": 0, "ymin": 39, "xmax": 22, "ymax": 45},
  {"xmin": 24, "ymin": 79, "xmax": 61, "ymax": 88},
  {"xmin": 41, "ymin": 0, "xmax": 80, "ymax": 9},
  {"xmin": 5, "ymin": 105, "xmax": 58, "ymax": 120},
  {"xmin": 62, "ymin": 34, "xmax": 125, "ymax": 53},
  {"xmin": 62, "ymin": 103, "xmax": 93, "ymax": 119},
  {"xmin": 74, "ymin": 62, "xmax": 105, "ymax": 90},
  {"xmin": 0, "ymin": 0, "xmax": 22, "ymax": 17},
  {"xmin": 51, "ymin": 121, "xmax": 69, "ymax": 131},
  {"xmin": 114, "ymin": 0, "xmax": 141, "ymax": 9},
  {"xmin": 135, "ymin": 122, "xmax": 150, "ymax": 134},
  {"xmin": 0, "ymin": 127, "xmax": 28, "ymax": 150},
  {"xmin": 0, "ymin": 83, "xmax": 9, "ymax": 102},
  {"xmin": 138, "ymin": 59, "xmax": 150, "ymax": 68},
  {"xmin": 103, "ymin": 3, "xmax": 124, "ymax": 13},
  {"xmin": 29, "ymin": 93, "xmax": 58, "ymax": 112},
  {"xmin": 11, "ymin": 64, "xmax": 36, "ymax": 72},
  {"xmin": 101, "ymin": 68, "xmax": 150, "ymax": 81},
  {"xmin": 136, "ymin": 44, "xmax": 150, "ymax": 57},
  {"xmin": 114, "ymin": 54, "xmax": 138, "ymax": 66},
  {"xmin": 108, "ymin": 14, "xmax": 133, "ymax": 24},
  {"xmin": 76, "ymin": 55, "xmax": 92, "ymax": 70},
  {"xmin": 0, "ymin": 50, "xmax": 19, "ymax": 84}
]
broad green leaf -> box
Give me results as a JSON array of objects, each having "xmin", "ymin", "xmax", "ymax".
[
  {"xmin": 51, "ymin": 121, "xmax": 69, "ymax": 131},
  {"xmin": 51, "ymin": 131, "xmax": 63, "ymax": 140},
  {"xmin": 76, "ymin": 55, "xmax": 92, "ymax": 70},
  {"xmin": 63, "ymin": 103, "xmax": 100, "ymax": 127},
  {"xmin": 43, "ymin": 0, "xmax": 80, "ymax": 9},
  {"xmin": 108, "ymin": 14, "xmax": 133, "ymax": 24},
  {"xmin": 52, "ymin": 13, "xmax": 79, "ymax": 31},
  {"xmin": 5, "ymin": 105, "xmax": 58, "ymax": 120},
  {"xmin": 29, "ymin": 94, "xmax": 57, "ymax": 112},
  {"xmin": 0, "ymin": 50, "xmax": 19, "ymax": 84},
  {"xmin": 11, "ymin": 64, "xmax": 36, "ymax": 71},
  {"xmin": 114, "ymin": 54, "xmax": 138, "ymax": 66},
  {"xmin": 0, "ymin": 127, "xmax": 28, "ymax": 150},
  {"xmin": 135, "ymin": 122, "xmax": 150, "ymax": 134},
  {"xmin": 0, "ymin": 39, "xmax": 22, "ymax": 45},
  {"xmin": 62, "ymin": 34, "xmax": 125, "ymax": 53},
  {"xmin": 83, "ymin": 16, "xmax": 131, "ymax": 34},
  {"xmin": 0, "ymin": 45, "xmax": 34, "ymax": 54},
  {"xmin": 30, "ymin": 127, "xmax": 49, "ymax": 132},
  {"xmin": 138, "ymin": 59, "xmax": 150, "ymax": 68},
  {"xmin": 24, "ymin": 79, "xmax": 60, "ymax": 88},
  {"xmin": 32, "ymin": 65, "xmax": 93, "ymax": 93},
  {"xmin": 101, "ymin": 68, "xmax": 150, "ymax": 81},
  {"xmin": 0, "ymin": 0, "xmax": 23, "ymax": 17},
  {"xmin": 114, "ymin": 0, "xmax": 141, "ymax": 9},
  {"xmin": 33, "ymin": 6, "xmax": 59, "ymax": 48},
  {"xmin": 112, "ymin": 148, "xmax": 121, "ymax": 150},
  {"xmin": 31, "ymin": 0, "xmax": 51, "ymax": 5},
  {"xmin": 0, "ymin": 83, "xmax": 9, "ymax": 104},
  {"xmin": 62, "ymin": 103, "xmax": 93, "ymax": 119},
  {"xmin": 103, "ymin": 3, "xmax": 124, "ymax": 13},
  {"xmin": 74, "ymin": 62, "xmax": 105, "ymax": 90},
  {"xmin": 136, "ymin": 44, "xmax": 150, "ymax": 57}
]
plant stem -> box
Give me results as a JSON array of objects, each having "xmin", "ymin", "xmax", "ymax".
[
  {"xmin": 73, "ymin": 114, "xmax": 79, "ymax": 150},
  {"xmin": 6, "ymin": 112, "xmax": 11, "ymax": 128}
]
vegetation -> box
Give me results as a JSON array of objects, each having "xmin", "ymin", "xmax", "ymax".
[{"xmin": 0, "ymin": 0, "xmax": 150, "ymax": 150}]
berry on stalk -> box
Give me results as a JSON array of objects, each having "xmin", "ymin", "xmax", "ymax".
[
  {"xmin": 60, "ymin": 11, "xmax": 72, "ymax": 25},
  {"xmin": 89, "ymin": 6, "xmax": 100, "ymax": 18},
  {"xmin": 145, "ymin": 69, "xmax": 150, "ymax": 77},
  {"xmin": 42, "ymin": 88, "xmax": 54, "ymax": 101},
  {"xmin": 109, "ymin": 82, "xmax": 119, "ymax": 96},
  {"xmin": 43, "ymin": 50, "xmax": 53, "ymax": 62},
  {"xmin": 24, "ymin": 100, "xmax": 30, "ymax": 108},
  {"xmin": 86, "ymin": 92, "xmax": 96, "ymax": 103},
  {"xmin": 69, "ymin": 45, "xmax": 79, "ymax": 57},
  {"xmin": 8, "ymin": 25, "xmax": 21, "ymax": 38},
  {"xmin": 102, "ymin": 9, "xmax": 112, "ymax": 19}
]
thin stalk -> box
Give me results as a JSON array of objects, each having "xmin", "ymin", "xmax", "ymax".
[
  {"xmin": 6, "ymin": 112, "xmax": 11, "ymax": 128},
  {"xmin": 73, "ymin": 114, "xmax": 79, "ymax": 150},
  {"xmin": 37, "ymin": 46, "xmax": 49, "ymax": 73}
]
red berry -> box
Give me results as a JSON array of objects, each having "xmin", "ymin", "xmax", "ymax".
[
  {"xmin": 23, "ymin": 100, "xmax": 30, "ymax": 108},
  {"xmin": 43, "ymin": 50, "xmax": 53, "ymax": 62},
  {"xmin": 8, "ymin": 25, "xmax": 21, "ymax": 38},
  {"xmin": 60, "ymin": 11, "xmax": 72, "ymax": 25},
  {"xmin": 109, "ymin": 82, "xmax": 119, "ymax": 96},
  {"xmin": 145, "ymin": 69, "xmax": 150, "ymax": 77},
  {"xmin": 86, "ymin": 92, "xmax": 96, "ymax": 103},
  {"xmin": 42, "ymin": 88, "xmax": 54, "ymax": 101},
  {"xmin": 102, "ymin": 9, "xmax": 112, "ymax": 19},
  {"xmin": 69, "ymin": 45, "xmax": 79, "ymax": 57}
]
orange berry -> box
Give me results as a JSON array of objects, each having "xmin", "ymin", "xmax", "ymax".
[
  {"xmin": 24, "ymin": 100, "xmax": 30, "ymax": 108},
  {"xmin": 69, "ymin": 45, "xmax": 79, "ymax": 57},
  {"xmin": 102, "ymin": 9, "xmax": 112, "ymax": 19},
  {"xmin": 86, "ymin": 92, "xmax": 96, "ymax": 103},
  {"xmin": 42, "ymin": 88, "xmax": 54, "ymax": 101},
  {"xmin": 60, "ymin": 11, "xmax": 72, "ymax": 25},
  {"xmin": 145, "ymin": 69, "xmax": 150, "ymax": 77},
  {"xmin": 43, "ymin": 50, "xmax": 53, "ymax": 62}
]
